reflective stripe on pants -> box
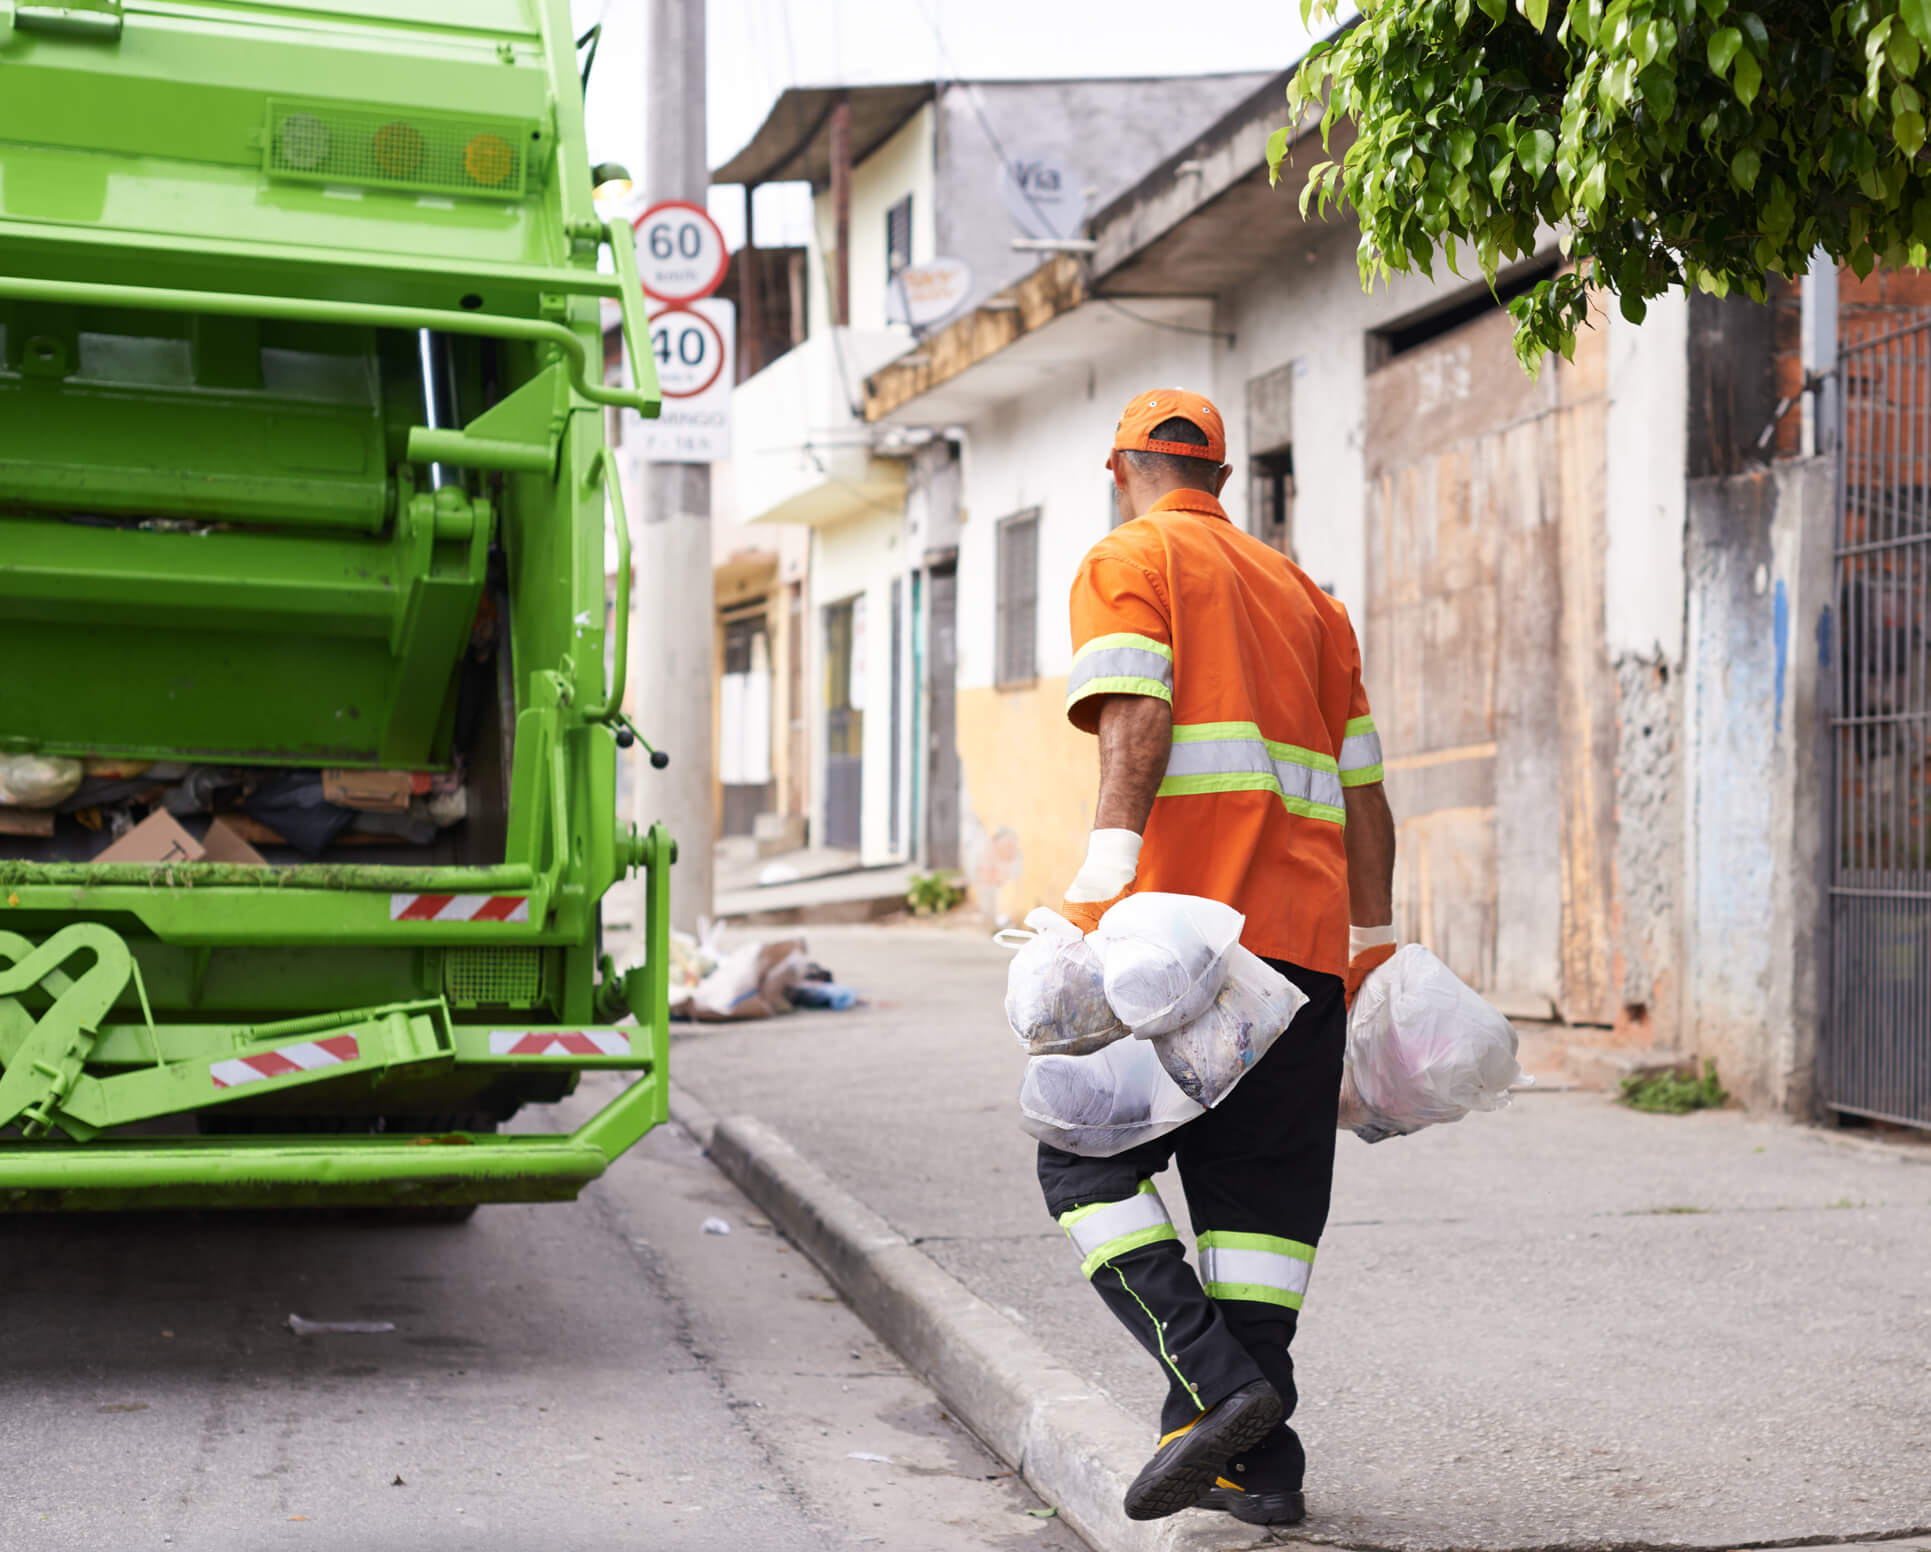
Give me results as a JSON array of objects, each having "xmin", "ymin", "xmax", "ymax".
[
  {"xmin": 1198, "ymin": 1230, "xmax": 1315, "ymax": 1310},
  {"xmin": 1059, "ymin": 1179, "xmax": 1178, "ymax": 1279}
]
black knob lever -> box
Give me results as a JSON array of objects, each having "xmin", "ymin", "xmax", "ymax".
[{"xmin": 614, "ymin": 714, "xmax": 670, "ymax": 769}]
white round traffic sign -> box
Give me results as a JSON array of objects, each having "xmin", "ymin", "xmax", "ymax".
[
  {"xmin": 632, "ymin": 199, "xmax": 728, "ymax": 305},
  {"xmin": 648, "ymin": 306, "xmax": 728, "ymax": 399}
]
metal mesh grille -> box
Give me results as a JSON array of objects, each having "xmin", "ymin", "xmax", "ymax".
[
  {"xmin": 265, "ymin": 98, "xmax": 535, "ymax": 200},
  {"xmin": 1826, "ymin": 310, "xmax": 1931, "ymax": 1129},
  {"xmin": 444, "ymin": 948, "xmax": 545, "ymax": 1009}
]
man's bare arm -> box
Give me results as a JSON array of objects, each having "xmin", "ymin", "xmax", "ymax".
[
  {"xmin": 1342, "ymin": 780, "xmax": 1396, "ymax": 926},
  {"xmin": 1093, "ymin": 694, "xmax": 1174, "ymax": 833}
]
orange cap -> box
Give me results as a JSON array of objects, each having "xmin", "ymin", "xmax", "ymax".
[{"xmin": 1108, "ymin": 388, "xmax": 1227, "ymax": 469}]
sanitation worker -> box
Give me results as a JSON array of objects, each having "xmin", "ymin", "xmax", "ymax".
[{"xmin": 1042, "ymin": 388, "xmax": 1397, "ymax": 1527}]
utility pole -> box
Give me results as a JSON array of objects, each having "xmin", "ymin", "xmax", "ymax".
[{"xmin": 634, "ymin": 0, "xmax": 713, "ymax": 934}]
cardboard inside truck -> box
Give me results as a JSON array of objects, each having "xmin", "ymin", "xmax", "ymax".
[{"xmin": 94, "ymin": 811, "xmax": 270, "ymax": 866}]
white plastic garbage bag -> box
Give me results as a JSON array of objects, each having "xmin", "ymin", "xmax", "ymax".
[
  {"xmin": 1344, "ymin": 944, "xmax": 1530, "ymax": 1139},
  {"xmin": 0, "ymin": 754, "xmax": 83, "ymax": 810},
  {"xmin": 1018, "ymin": 1036, "xmax": 1204, "ymax": 1158},
  {"xmin": 1153, "ymin": 946, "xmax": 1308, "ymax": 1108},
  {"xmin": 1093, "ymin": 892, "xmax": 1244, "ymax": 1036},
  {"xmin": 1000, "ymin": 907, "xmax": 1130, "ymax": 1057}
]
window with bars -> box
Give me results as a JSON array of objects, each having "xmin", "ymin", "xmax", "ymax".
[
  {"xmin": 995, "ymin": 509, "xmax": 1040, "ymax": 687},
  {"xmin": 885, "ymin": 194, "xmax": 913, "ymax": 278}
]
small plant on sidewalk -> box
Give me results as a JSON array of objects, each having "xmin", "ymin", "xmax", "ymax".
[
  {"xmin": 906, "ymin": 871, "xmax": 966, "ymax": 916},
  {"xmin": 1620, "ymin": 1061, "xmax": 1728, "ymax": 1115}
]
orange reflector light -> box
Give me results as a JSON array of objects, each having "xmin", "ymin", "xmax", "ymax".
[
  {"xmin": 373, "ymin": 121, "xmax": 424, "ymax": 178},
  {"xmin": 465, "ymin": 133, "xmax": 513, "ymax": 187}
]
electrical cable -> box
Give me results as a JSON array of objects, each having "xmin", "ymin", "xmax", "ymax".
[
  {"xmin": 1100, "ymin": 297, "xmax": 1235, "ymax": 346},
  {"xmin": 905, "ymin": 0, "xmax": 1063, "ymax": 240}
]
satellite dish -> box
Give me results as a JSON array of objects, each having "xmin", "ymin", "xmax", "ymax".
[
  {"xmin": 885, "ymin": 258, "xmax": 975, "ymax": 329},
  {"xmin": 998, "ymin": 152, "xmax": 1083, "ymax": 240}
]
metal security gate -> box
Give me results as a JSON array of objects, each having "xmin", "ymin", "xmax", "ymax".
[{"xmin": 1825, "ymin": 312, "xmax": 1931, "ymax": 1128}]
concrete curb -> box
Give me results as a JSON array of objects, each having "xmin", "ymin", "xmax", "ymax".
[{"xmin": 666, "ymin": 1085, "xmax": 1283, "ymax": 1552}]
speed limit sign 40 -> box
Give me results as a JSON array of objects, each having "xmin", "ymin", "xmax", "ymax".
[
  {"xmin": 633, "ymin": 199, "xmax": 728, "ymax": 306},
  {"xmin": 649, "ymin": 306, "xmax": 729, "ymax": 399}
]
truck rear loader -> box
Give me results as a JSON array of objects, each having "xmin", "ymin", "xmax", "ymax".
[{"xmin": 0, "ymin": 0, "xmax": 673, "ymax": 1211}]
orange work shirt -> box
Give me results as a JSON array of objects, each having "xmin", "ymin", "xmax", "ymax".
[{"xmin": 1065, "ymin": 489, "xmax": 1382, "ymax": 977}]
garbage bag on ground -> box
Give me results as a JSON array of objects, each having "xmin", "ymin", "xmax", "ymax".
[
  {"xmin": 1019, "ymin": 1035, "xmax": 1204, "ymax": 1158},
  {"xmin": 1344, "ymin": 944, "xmax": 1530, "ymax": 1140},
  {"xmin": 1153, "ymin": 945, "xmax": 1307, "ymax": 1108},
  {"xmin": 691, "ymin": 936, "xmax": 809, "ymax": 1021},
  {"xmin": 1093, "ymin": 892, "xmax": 1244, "ymax": 1036},
  {"xmin": 1000, "ymin": 907, "xmax": 1130, "ymax": 1057},
  {"xmin": 0, "ymin": 754, "xmax": 84, "ymax": 810}
]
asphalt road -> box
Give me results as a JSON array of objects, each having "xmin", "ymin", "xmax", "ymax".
[{"xmin": 0, "ymin": 1081, "xmax": 1086, "ymax": 1552}]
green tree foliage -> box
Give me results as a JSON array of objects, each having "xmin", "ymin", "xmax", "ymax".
[{"xmin": 1271, "ymin": 0, "xmax": 1931, "ymax": 371}]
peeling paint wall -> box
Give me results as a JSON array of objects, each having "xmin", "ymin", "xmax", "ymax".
[
  {"xmin": 1602, "ymin": 293, "xmax": 1691, "ymax": 1048},
  {"xmin": 954, "ymin": 677, "xmax": 1095, "ymax": 924},
  {"xmin": 1682, "ymin": 460, "xmax": 1835, "ymax": 1111}
]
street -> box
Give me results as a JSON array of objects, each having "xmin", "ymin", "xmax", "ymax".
[
  {"xmin": 673, "ymin": 922, "xmax": 1931, "ymax": 1552},
  {"xmin": 0, "ymin": 1083, "xmax": 1083, "ymax": 1552}
]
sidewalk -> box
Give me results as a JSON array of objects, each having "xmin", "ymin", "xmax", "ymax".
[{"xmin": 667, "ymin": 922, "xmax": 1931, "ymax": 1550}]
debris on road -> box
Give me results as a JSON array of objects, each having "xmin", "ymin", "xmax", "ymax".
[
  {"xmin": 669, "ymin": 922, "xmax": 852, "ymax": 1022},
  {"xmin": 847, "ymin": 1451, "xmax": 893, "ymax": 1464},
  {"xmin": 701, "ymin": 1216, "xmax": 731, "ymax": 1235},
  {"xmin": 286, "ymin": 1314, "xmax": 396, "ymax": 1336}
]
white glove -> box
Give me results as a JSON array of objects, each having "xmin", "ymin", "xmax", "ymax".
[
  {"xmin": 1349, "ymin": 923, "xmax": 1396, "ymax": 957},
  {"xmin": 1065, "ymin": 829, "xmax": 1142, "ymax": 903}
]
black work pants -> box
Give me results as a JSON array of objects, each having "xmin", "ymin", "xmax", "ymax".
[{"xmin": 1036, "ymin": 959, "xmax": 1345, "ymax": 1490}]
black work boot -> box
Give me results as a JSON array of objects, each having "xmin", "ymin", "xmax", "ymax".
[
  {"xmin": 1122, "ymin": 1380, "xmax": 1284, "ymax": 1521},
  {"xmin": 1201, "ymin": 1421, "xmax": 1307, "ymax": 1524},
  {"xmin": 1199, "ymin": 1479, "xmax": 1307, "ymax": 1525}
]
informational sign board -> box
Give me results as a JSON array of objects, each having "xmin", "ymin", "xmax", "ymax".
[
  {"xmin": 629, "ymin": 298, "xmax": 734, "ymax": 464},
  {"xmin": 632, "ymin": 199, "xmax": 728, "ymax": 305},
  {"xmin": 998, "ymin": 152, "xmax": 1083, "ymax": 240},
  {"xmin": 885, "ymin": 257, "xmax": 974, "ymax": 329}
]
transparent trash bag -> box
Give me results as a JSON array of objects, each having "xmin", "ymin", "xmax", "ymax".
[
  {"xmin": 1153, "ymin": 945, "xmax": 1308, "ymax": 1109},
  {"xmin": 1093, "ymin": 892, "xmax": 1245, "ymax": 1037},
  {"xmin": 1344, "ymin": 944, "xmax": 1531, "ymax": 1139},
  {"xmin": 1018, "ymin": 1036, "xmax": 1204, "ymax": 1158},
  {"xmin": 998, "ymin": 908, "xmax": 1130, "ymax": 1057}
]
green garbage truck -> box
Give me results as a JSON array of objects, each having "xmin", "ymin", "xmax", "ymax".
[{"xmin": 0, "ymin": 0, "xmax": 673, "ymax": 1211}]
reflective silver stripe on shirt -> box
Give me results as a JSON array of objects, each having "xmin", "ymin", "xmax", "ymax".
[
  {"xmin": 1066, "ymin": 647, "xmax": 1175, "ymax": 702},
  {"xmin": 1062, "ymin": 1190, "xmax": 1173, "ymax": 1264},
  {"xmin": 1163, "ymin": 736, "xmax": 1346, "ymax": 811},
  {"xmin": 1339, "ymin": 730, "xmax": 1383, "ymax": 774}
]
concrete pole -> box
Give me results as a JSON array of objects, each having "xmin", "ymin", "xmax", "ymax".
[
  {"xmin": 634, "ymin": 0, "xmax": 714, "ymax": 934},
  {"xmin": 1801, "ymin": 248, "xmax": 1838, "ymax": 459}
]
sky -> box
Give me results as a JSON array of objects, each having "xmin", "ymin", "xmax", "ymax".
[{"xmin": 571, "ymin": 0, "xmax": 1330, "ymax": 249}]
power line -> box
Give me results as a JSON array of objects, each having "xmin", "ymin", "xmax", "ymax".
[
  {"xmin": 1100, "ymin": 297, "xmax": 1235, "ymax": 347},
  {"xmin": 904, "ymin": 0, "xmax": 1064, "ymax": 240}
]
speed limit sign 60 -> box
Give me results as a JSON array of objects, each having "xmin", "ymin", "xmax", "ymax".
[
  {"xmin": 632, "ymin": 199, "xmax": 728, "ymax": 306},
  {"xmin": 649, "ymin": 306, "xmax": 728, "ymax": 399}
]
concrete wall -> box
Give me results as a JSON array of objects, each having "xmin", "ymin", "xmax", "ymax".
[
  {"xmin": 933, "ymin": 75, "xmax": 1272, "ymax": 314},
  {"xmin": 1603, "ymin": 292, "xmax": 1691, "ymax": 1045},
  {"xmin": 1682, "ymin": 459, "xmax": 1835, "ymax": 1112}
]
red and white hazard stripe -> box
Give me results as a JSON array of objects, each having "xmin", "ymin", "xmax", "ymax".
[
  {"xmin": 210, "ymin": 1034, "xmax": 361, "ymax": 1090},
  {"xmin": 488, "ymin": 1031, "xmax": 632, "ymax": 1058},
  {"xmin": 389, "ymin": 894, "xmax": 530, "ymax": 923}
]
